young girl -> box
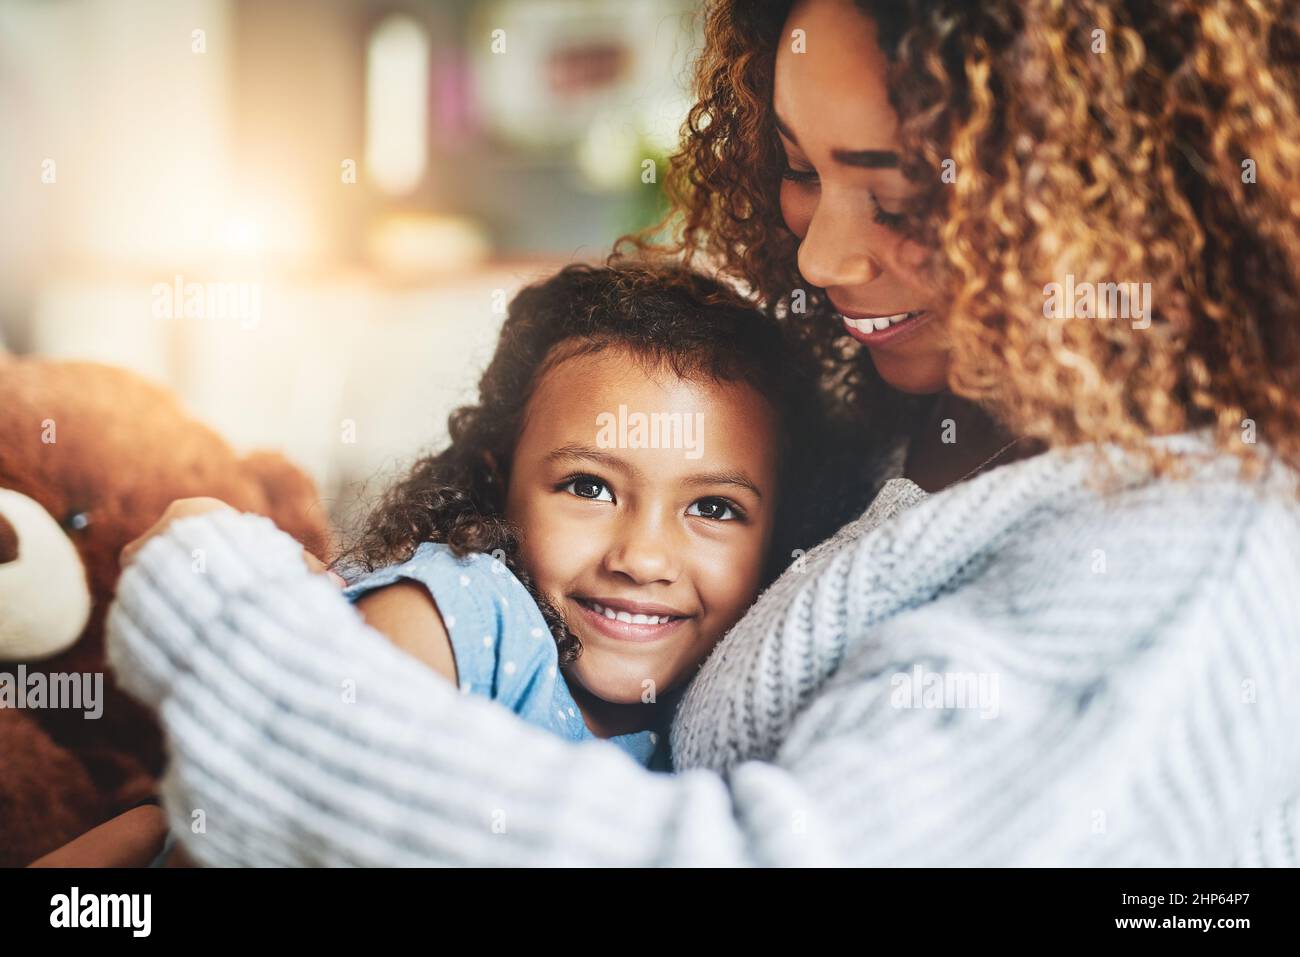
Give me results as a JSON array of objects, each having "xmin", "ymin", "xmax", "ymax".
[{"xmin": 338, "ymin": 259, "xmax": 845, "ymax": 770}]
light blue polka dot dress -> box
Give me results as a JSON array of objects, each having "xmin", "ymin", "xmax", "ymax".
[{"xmin": 343, "ymin": 543, "xmax": 670, "ymax": 770}]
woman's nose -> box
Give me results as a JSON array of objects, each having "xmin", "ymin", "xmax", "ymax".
[
  {"xmin": 603, "ymin": 513, "xmax": 679, "ymax": 585},
  {"xmin": 797, "ymin": 198, "xmax": 883, "ymax": 291}
]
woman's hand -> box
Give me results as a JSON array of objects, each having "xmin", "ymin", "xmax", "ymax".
[
  {"xmin": 120, "ymin": 496, "xmax": 344, "ymax": 585},
  {"xmin": 119, "ymin": 497, "xmax": 233, "ymax": 567}
]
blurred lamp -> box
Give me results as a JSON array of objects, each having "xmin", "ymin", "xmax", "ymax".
[{"xmin": 366, "ymin": 14, "xmax": 430, "ymax": 196}]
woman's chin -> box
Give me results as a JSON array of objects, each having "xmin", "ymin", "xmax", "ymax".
[{"xmin": 869, "ymin": 348, "xmax": 952, "ymax": 395}]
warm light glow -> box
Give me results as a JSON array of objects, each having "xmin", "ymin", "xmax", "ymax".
[
  {"xmin": 207, "ymin": 193, "xmax": 318, "ymax": 267},
  {"xmin": 219, "ymin": 216, "xmax": 265, "ymax": 256}
]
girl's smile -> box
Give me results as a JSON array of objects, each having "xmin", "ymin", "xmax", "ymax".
[{"xmin": 572, "ymin": 596, "xmax": 693, "ymax": 642}]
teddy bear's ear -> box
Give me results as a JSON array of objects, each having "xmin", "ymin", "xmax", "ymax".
[{"xmin": 239, "ymin": 451, "xmax": 334, "ymax": 562}]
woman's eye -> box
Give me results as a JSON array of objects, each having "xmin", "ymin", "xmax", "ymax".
[
  {"xmin": 780, "ymin": 164, "xmax": 819, "ymax": 186},
  {"xmin": 870, "ymin": 192, "xmax": 908, "ymax": 229},
  {"xmin": 563, "ymin": 476, "xmax": 613, "ymax": 502},
  {"xmin": 687, "ymin": 497, "xmax": 740, "ymax": 522},
  {"xmin": 781, "ymin": 168, "xmax": 905, "ymax": 228}
]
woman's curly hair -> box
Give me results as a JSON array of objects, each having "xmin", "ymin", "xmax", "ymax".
[
  {"xmin": 340, "ymin": 257, "xmax": 864, "ymax": 663},
  {"xmin": 622, "ymin": 0, "xmax": 1300, "ymax": 477}
]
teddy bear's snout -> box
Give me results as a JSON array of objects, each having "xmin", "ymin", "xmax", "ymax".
[
  {"xmin": 0, "ymin": 488, "xmax": 93, "ymax": 661},
  {"xmin": 0, "ymin": 510, "xmax": 17, "ymax": 564}
]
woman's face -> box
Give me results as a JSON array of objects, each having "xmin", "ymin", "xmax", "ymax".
[
  {"xmin": 775, "ymin": 0, "xmax": 949, "ymax": 394},
  {"xmin": 504, "ymin": 345, "xmax": 779, "ymax": 707}
]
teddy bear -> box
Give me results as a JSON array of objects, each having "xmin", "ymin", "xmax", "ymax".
[{"xmin": 0, "ymin": 353, "xmax": 332, "ymax": 866}]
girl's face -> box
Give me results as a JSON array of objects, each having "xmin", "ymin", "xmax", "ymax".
[
  {"xmin": 775, "ymin": 0, "xmax": 949, "ymax": 394},
  {"xmin": 504, "ymin": 345, "xmax": 780, "ymax": 705}
]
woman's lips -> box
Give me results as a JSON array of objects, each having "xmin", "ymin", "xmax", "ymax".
[
  {"xmin": 836, "ymin": 307, "xmax": 934, "ymax": 346},
  {"xmin": 572, "ymin": 597, "xmax": 691, "ymax": 643}
]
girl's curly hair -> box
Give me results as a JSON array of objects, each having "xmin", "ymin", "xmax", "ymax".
[
  {"xmin": 340, "ymin": 257, "xmax": 867, "ymax": 663},
  {"xmin": 621, "ymin": 0, "xmax": 1300, "ymax": 478}
]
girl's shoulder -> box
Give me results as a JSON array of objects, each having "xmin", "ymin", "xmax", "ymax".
[
  {"xmin": 343, "ymin": 542, "xmax": 549, "ymax": 656},
  {"xmin": 344, "ymin": 542, "xmax": 563, "ymax": 709},
  {"xmin": 345, "ymin": 541, "xmax": 520, "ymax": 596}
]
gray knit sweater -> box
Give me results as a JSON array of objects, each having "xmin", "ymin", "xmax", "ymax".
[{"xmin": 105, "ymin": 432, "xmax": 1300, "ymax": 866}]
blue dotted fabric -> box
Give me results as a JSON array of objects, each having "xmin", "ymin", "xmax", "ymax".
[{"xmin": 343, "ymin": 543, "xmax": 669, "ymax": 770}]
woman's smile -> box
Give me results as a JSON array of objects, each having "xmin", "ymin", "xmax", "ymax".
[{"xmin": 835, "ymin": 306, "xmax": 935, "ymax": 347}]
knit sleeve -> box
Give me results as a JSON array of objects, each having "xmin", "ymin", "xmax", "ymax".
[{"xmin": 737, "ymin": 485, "xmax": 1300, "ymax": 866}]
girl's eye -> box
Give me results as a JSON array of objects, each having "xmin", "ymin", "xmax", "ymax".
[
  {"xmin": 780, "ymin": 163, "xmax": 819, "ymax": 186},
  {"xmin": 687, "ymin": 497, "xmax": 742, "ymax": 522},
  {"xmin": 562, "ymin": 475, "xmax": 613, "ymax": 502}
]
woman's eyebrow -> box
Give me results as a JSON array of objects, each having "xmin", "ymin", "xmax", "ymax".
[{"xmin": 774, "ymin": 112, "xmax": 900, "ymax": 169}]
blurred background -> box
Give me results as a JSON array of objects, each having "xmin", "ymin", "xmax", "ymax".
[{"xmin": 0, "ymin": 0, "xmax": 701, "ymax": 520}]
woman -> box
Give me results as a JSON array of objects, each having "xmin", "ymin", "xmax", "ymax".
[{"xmin": 107, "ymin": 0, "xmax": 1300, "ymax": 865}]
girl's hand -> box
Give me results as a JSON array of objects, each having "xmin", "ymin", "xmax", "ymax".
[
  {"xmin": 120, "ymin": 497, "xmax": 344, "ymax": 586},
  {"xmin": 28, "ymin": 803, "xmax": 168, "ymax": 868}
]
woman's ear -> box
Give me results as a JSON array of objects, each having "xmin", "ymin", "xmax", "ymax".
[{"xmin": 482, "ymin": 451, "xmax": 503, "ymax": 488}]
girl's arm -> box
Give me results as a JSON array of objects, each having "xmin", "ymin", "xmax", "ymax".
[
  {"xmin": 353, "ymin": 582, "xmax": 458, "ymax": 685},
  {"xmin": 28, "ymin": 804, "xmax": 168, "ymax": 868}
]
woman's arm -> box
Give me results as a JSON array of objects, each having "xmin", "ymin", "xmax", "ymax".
[{"xmin": 104, "ymin": 504, "xmax": 1300, "ymax": 866}]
